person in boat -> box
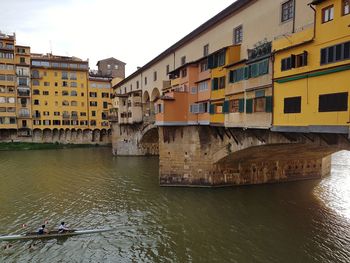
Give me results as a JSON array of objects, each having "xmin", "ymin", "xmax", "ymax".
[
  {"xmin": 58, "ymin": 222, "xmax": 69, "ymax": 233},
  {"xmin": 37, "ymin": 224, "xmax": 48, "ymax": 235}
]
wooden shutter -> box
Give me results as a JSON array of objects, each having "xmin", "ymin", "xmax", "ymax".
[
  {"xmin": 209, "ymin": 104, "xmax": 215, "ymax": 114},
  {"xmin": 229, "ymin": 71, "xmax": 234, "ymax": 83},
  {"xmin": 265, "ymin": 96, "xmax": 272, "ymax": 112},
  {"xmin": 223, "ymin": 100, "xmax": 229, "ymax": 114},
  {"xmin": 246, "ymin": 99, "xmax": 253, "ymax": 113},
  {"xmin": 211, "ymin": 78, "xmax": 218, "ymax": 90},
  {"xmin": 291, "ymin": 54, "xmax": 296, "ymax": 68},
  {"xmin": 208, "ymin": 55, "xmax": 214, "ymax": 69},
  {"xmin": 238, "ymin": 98, "xmax": 245, "ymax": 113},
  {"xmin": 244, "ymin": 66, "xmax": 250, "ymax": 79}
]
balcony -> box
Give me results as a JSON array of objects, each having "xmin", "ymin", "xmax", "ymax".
[
  {"xmin": 62, "ymin": 114, "xmax": 70, "ymax": 119},
  {"xmin": 108, "ymin": 115, "xmax": 118, "ymax": 122},
  {"xmin": 18, "ymin": 90, "xmax": 30, "ymax": 97},
  {"xmin": 18, "ymin": 113, "xmax": 30, "ymax": 118}
]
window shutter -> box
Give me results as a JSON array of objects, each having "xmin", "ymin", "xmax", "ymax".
[
  {"xmin": 251, "ymin": 63, "xmax": 259, "ymax": 78},
  {"xmin": 208, "ymin": 55, "xmax": 214, "ymax": 69},
  {"xmin": 223, "ymin": 100, "xmax": 229, "ymax": 114},
  {"xmin": 238, "ymin": 98, "xmax": 245, "ymax": 113},
  {"xmin": 209, "ymin": 104, "xmax": 215, "ymax": 114},
  {"xmin": 229, "ymin": 71, "xmax": 234, "ymax": 83},
  {"xmin": 291, "ymin": 54, "xmax": 296, "ymax": 68},
  {"xmin": 302, "ymin": 51, "xmax": 308, "ymax": 66},
  {"xmin": 265, "ymin": 96, "xmax": 272, "ymax": 112},
  {"xmin": 244, "ymin": 66, "xmax": 250, "ymax": 79},
  {"xmin": 246, "ymin": 99, "xmax": 253, "ymax": 113},
  {"xmin": 259, "ymin": 59, "xmax": 269, "ymax": 75},
  {"xmin": 212, "ymin": 78, "xmax": 218, "ymax": 90}
]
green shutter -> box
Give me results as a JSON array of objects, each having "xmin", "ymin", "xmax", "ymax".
[
  {"xmin": 223, "ymin": 100, "xmax": 229, "ymax": 114},
  {"xmin": 208, "ymin": 55, "xmax": 214, "ymax": 69},
  {"xmin": 246, "ymin": 99, "xmax": 253, "ymax": 114},
  {"xmin": 238, "ymin": 99, "xmax": 245, "ymax": 113},
  {"xmin": 251, "ymin": 63, "xmax": 259, "ymax": 78},
  {"xmin": 244, "ymin": 66, "xmax": 250, "ymax": 80},
  {"xmin": 237, "ymin": 68, "xmax": 244, "ymax": 82},
  {"xmin": 229, "ymin": 71, "xmax": 234, "ymax": 83},
  {"xmin": 212, "ymin": 79, "xmax": 219, "ymax": 90},
  {"xmin": 259, "ymin": 59, "xmax": 269, "ymax": 75},
  {"xmin": 265, "ymin": 96, "xmax": 273, "ymax": 112},
  {"xmin": 209, "ymin": 104, "xmax": 215, "ymax": 114}
]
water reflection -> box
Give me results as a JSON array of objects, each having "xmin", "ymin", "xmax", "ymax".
[{"xmin": 0, "ymin": 148, "xmax": 349, "ymax": 262}]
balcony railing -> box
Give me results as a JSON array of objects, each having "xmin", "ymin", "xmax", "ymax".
[
  {"xmin": 18, "ymin": 113, "xmax": 30, "ymax": 118},
  {"xmin": 18, "ymin": 91, "xmax": 30, "ymax": 97}
]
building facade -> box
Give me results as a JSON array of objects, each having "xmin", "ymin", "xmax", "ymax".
[
  {"xmin": 0, "ymin": 33, "xmax": 124, "ymax": 144},
  {"xmin": 273, "ymin": 0, "xmax": 350, "ymax": 134}
]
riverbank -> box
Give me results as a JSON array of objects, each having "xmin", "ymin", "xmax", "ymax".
[{"xmin": 0, "ymin": 142, "xmax": 111, "ymax": 151}]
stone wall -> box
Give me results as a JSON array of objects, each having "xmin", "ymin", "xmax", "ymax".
[{"xmin": 0, "ymin": 129, "xmax": 111, "ymax": 145}]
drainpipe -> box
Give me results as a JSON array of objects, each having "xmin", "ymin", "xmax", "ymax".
[{"xmin": 292, "ymin": 0, "xmax": 296, "ymax": 33}]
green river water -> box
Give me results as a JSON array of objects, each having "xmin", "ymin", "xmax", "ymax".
[{"xmin": 0, "ymin": 148, "xmax": 349, "ymax": 262}]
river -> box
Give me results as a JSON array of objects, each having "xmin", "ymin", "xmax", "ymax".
[{"xmin": 0, "ymin": 148, "xmax": 349, "ymax": 262}]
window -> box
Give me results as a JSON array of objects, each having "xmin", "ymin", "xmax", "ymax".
[
  {"xmin": 53, "ymin": 120, "xmax": 61, "ymax": 125},
  {"xmin": 254, "ymin": 97, "xmax": 266, "ymax": 112},
  {"xmin": 43, "ymin": 111, "xmax": 49, "ymax": 116},
  {"xmin": 321, "ymin": 41, "xmax": 350, "ymax": 65},
  {"xmin": 208, "ymin": 50, "xmax": 226, "ymax": 69},
  {"xmin": 343, "ymin": 0, "xmax": 350, "ymax": 15},
  {"xmin": 281, "ymin": 57, "xmax": 292, "ymax": 71},
  {"xmin": 71, "ymin": 82, "xmax": 77, "ymax": 87},
  {"xmin": 181, "ymin": 56, "xmax": 186, "ymax": 65},
  {"xmin": 103, "ymin": 102, "xmax": 108, "ymax": 109},
  {"xmin": 136, "ymin": 81, "xmax": 139, "ymax": 89},
  {"xmin": 198, "ymin": 81, "xmax": 208, "ymax": 92},
  {"xmin": 107, "ymin": 64, "xmax": 111, "ymax": 69},
  {"xmin": 92, "ymin": 111, "xmax": 96, "ymax": 117},
  {"xmin": 89, "ymin": 92, "xmax": 97, "ymax": 97},
  {"xmin": 157, "ymin": 104, "xmax": 164, "ymax": 114},
  {"xmin": 32, "ymin": 80, "xmax": 40, "ymax": 86},
  {"xmin": 90, "ymin": 101, "xmax": 97, "ymax": 106},
  {"xmin": 62, "ymin": 91, "xmax": 69, "ymax": 96},
  {"xmin": 181, "ymin": 68, "xmax": 187, "ymax": 78},
  {"xmin": 284, "ymin": 96, "xmax": 301, "ymax": 113},
  {"xmin": 281, "ymin": 0, "xmax": 294, "ymax": 22},
  {"xmin": 144, "ymin": 77, "xmax": 147, "ymax": 85},
  {"xmin": 233, "ymin": 25, "xmax": 243, "ymax": 44},
  {"xmin": 34, "ymin": 99, "xmax": 40, "ymax": 105},
  {"xmin": 62, "ymin": 72, "xmax": 68, "ymax": 80},
  {"xmin": 54, "ymin": 112, "xmax": 60, "ymax": 116},
  {"xmin": 319, "ymin": 92, "xmax": 348, "ymax": 112},
  {"xmin": 153, "ymin": 71, "xmax": 157, "ymax": 81},
  {"xmin": 191, "ymin": 87, "xmax": 197, "ymax": 94},
  {"xmin": 71, "ymin": 101, "xmax": 78, "ymax": 106},
  {"xmin": 43, "ymin": 91, "xmax": 49, "ymax": 95},
  {"xmin": 33, "ymin": 89, "xmax": 40, "ymax": 95},
  {"xmin": 322, "ymin": 5, "xmax": 334, "ymax": 23},
  {"xmin": 20, "ymin": 57, "xmax": 25, "ymax": 63},
  {"xmin": 44, "ymin": 81, "xmax": 50, "ymax": 86},
  {"xmin": 63, "ymin": 81, "xmax": 68, "ymax": 87},
  {"xmin": 70, "ymin": 91, "xmax": 77, "ymax": 96},
  {"xmin": 114, "ymin": 65, "xmax": 119, "ymax": 70},
  {"xmin": 70, "ymin": 72, "xmax": 77, "ymax": 80},
  {"xmin": 203, "ymin": 44, "xmax": 209, "ymax": 57},
  {"xmin": 102, "ymin": 92, "xmax": 109, "ymax": 98},
  {"xmin": 281, "ymin": 52, "xmax": 307, "ymax": 70},
  {"xmin": 200, "ymin": 60, "xmax": 208, "ymax": 72},
  {"xmin": 295, "ymin": 52, "xmax": 308, "ymax": 67}
]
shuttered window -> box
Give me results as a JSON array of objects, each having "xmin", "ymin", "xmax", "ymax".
[
  {"xmin": 238, "ymin": 99, "xmax": 245, "ymax": 113},
  {"xmin": 229, "ymin": 59, "xmax": 269, "ymax": 83},
  {"xmin": 320, "ymin": 41, "xmax": 350, "ymax": 65},
  {"xmin": 319, "ymin": 92, "xmax": 348, "ymax": 112},
  {"xmin": 209, "ymin": 104, "xmax": 215, "ymax": 114},
  {"xmin": 246, "ymin": 99, "xmax": 253, "ymax": 113},
  {"xmin": 223, "ymin": 101, "xmax": 229, "ymax": 114},
  {"xmin": 265, "ymin": 96, "xmax": 273, "ymax": 112}
]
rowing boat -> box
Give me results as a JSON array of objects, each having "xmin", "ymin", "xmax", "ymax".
[{"xmin": 0, "ymin": 228, "xmax": 114, "ymax": 242}]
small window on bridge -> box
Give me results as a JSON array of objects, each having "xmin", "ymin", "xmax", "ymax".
[
  {"xmin": 284, "ymin": 96, "xmax": 301, "ymax": 114},
  {"xmin": 319, "ymin": 92, "xmax": 348, "ymax": 112}
]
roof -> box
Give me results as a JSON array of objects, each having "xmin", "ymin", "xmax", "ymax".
[
  {"xmin": 115, "ymin": 0, "xmax": 252, "ymax": 88},
  {"xmin": 96, "ymin": 57, "xmax": 126, "ymax": 66}
]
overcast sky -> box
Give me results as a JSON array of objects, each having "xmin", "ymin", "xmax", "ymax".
[{"xmin": 0, "ymin": 0, "xmax": 235, "ymax": 76}]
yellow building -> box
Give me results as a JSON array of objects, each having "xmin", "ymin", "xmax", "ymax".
[
  {"xmin": 209, "ymin": 45, "xmax": 240, "ymax": 126},
  {"xmin": 273, "ymin": 0, "xmax": 350, "ymax": 133},
  {"xmin": 30, "ymin": 54, "xmax": 90, "ymax": 135},
  {"xmin": 15, "ymin": 45, "xmax": 32, "ymax": 136},
  {"xmin": 0, "ymin": 32, "xmax": 16, "ymax": 131},
  {"xmin": 88, "ymin": 74, "xmax": 112, "ymax": 129}
]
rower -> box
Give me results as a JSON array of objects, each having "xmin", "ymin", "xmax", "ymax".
[
  {"xmin": 37, "ymin": 225, "xmax": 48, "ymax": 235},
  {"xmin": 58, "ymin": 222, "xmax": 69, "ymax": 233}
]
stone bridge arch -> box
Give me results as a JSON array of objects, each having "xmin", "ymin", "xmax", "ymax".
[
  {"xmin": 139, "ymin": 124, "xmax": 159, "ymax": 155},
  {"xmin": 158, "ymin": 126, "xmax": 350, "ymax": 186}
]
